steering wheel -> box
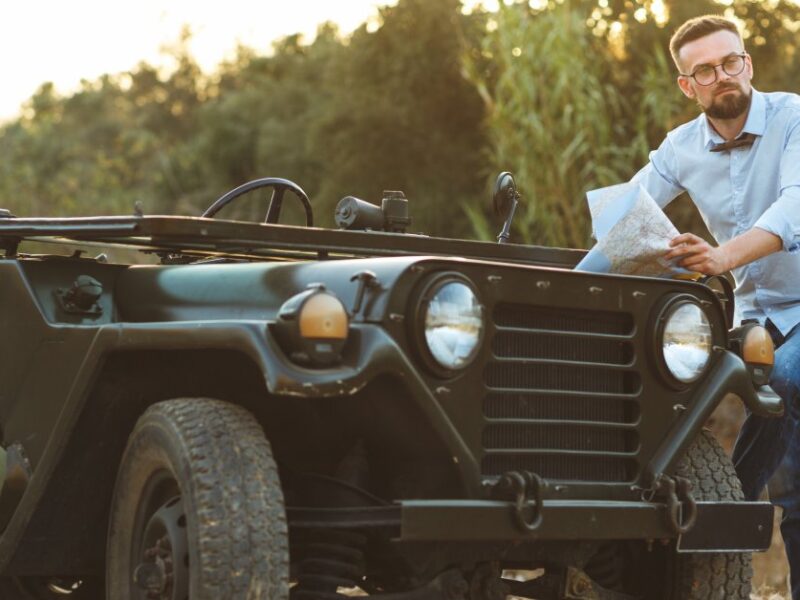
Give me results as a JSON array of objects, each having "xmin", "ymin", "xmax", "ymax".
[{"xmin": 202, "ymin": 177, "xmax": 313, "ymax": 226}]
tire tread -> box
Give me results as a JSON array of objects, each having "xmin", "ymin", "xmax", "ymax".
[
  {"xmin": 674, "ymin": 430, "xmax": 752, "ymax": 600},
  {"xmin": 119, "ymin": 398, "xmax": 288, "ymax": 600}
]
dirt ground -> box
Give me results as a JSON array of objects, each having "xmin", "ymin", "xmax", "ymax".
[{"xmin": 707, "ymin": 395, "xmax": 790, "ymax": 600}]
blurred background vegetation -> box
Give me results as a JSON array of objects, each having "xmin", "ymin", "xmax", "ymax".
[{"xmin": 1, "ymin": 0, "xmax": 798, "ymax": 248}]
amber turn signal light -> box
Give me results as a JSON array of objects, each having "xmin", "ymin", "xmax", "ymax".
[
  {"xmin": 742, "ymin": 326, "xmax": 774, "ymax": 366},
  {"xmin": 273, "ymin": 286, "xmax": 349, "ymax": 367},
  {"xmin": 298, "ymin": 292, "xmax": 348, "ymax": 340},
  {"xmin": 729, "ymin": 323, "xmax": 774, "ymax": 387}
]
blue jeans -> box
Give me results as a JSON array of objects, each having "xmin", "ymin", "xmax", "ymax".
[{"xmin": 731, "ymin": 320, "xmax": 800, "ymax": 598}]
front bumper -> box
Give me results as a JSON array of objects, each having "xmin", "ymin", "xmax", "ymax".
[{"xmin": 288, "ymin": 498, "xmax": 773, "ymax": 553}]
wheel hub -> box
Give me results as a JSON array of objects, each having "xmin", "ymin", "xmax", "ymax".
[{"xmin": 133, "ymin": 497, "xmax": 189, "ymax": 600}]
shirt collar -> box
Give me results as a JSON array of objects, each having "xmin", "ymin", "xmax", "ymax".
[{"xmin": 701, "ymin": 88, "xmax": 765, "ymax": 149}]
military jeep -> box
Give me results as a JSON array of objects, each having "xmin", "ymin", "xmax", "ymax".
[{"xmin": 0, "ymin": 176, "xmax": 783, "ymax": 599}]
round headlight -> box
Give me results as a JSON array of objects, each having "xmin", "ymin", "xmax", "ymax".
[
  {"xmin": 661, "ymin": 302, "xmax": 712, "ymax": 383},
  {"xmin": 422, "ymin": 280, "xmax": 483, "ymax": 371}
]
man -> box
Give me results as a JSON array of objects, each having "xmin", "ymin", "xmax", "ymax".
[{"xmin": 631, "ymin": 14, "xmax": 800, "ymax": 597}]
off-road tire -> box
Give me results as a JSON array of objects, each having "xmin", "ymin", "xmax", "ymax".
[
  {"xmin": 670, "ymin": 429, "xmax": 752, "ymax": 599},
  {"xmin": 106, "ymin": 398, "xmax": 289, "ymax": 600},
  {"xmin": 592, "ymin": 430, "xmax": 752, "ymax": 599}
]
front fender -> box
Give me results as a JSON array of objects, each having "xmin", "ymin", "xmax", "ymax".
[
  {"xmin": 644, "ymin": 348, "xmax": 777, "ymax": 484},
  {"xmin": 0, "ymin": 320, "xmax": 480, "ymax": 569}
]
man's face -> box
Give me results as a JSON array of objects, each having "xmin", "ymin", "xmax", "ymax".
[{"xmin": 676, "ymin": 30, "xmax": 753, "ymax": 120}]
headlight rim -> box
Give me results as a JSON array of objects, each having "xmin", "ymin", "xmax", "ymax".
[
  {"xmin": 652, "ymin": 294, "xmax": 714, "ymax": 389},
  {"xmin": 410, "ymin": 272, "xmax": 485, "ymax": 378}
]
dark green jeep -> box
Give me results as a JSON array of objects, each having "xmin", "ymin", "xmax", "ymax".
[{"xmin": 0, "ymin": 176, "xmax": 783, "ymax": 599}]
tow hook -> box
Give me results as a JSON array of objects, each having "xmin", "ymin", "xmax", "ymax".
[
  {"xmin": 653, "ymin": 474, "xmax": 697, "ymax": 535},
  {"xmin": 492, "ymin": 471, "xmax": 545, "ymax": 532}
]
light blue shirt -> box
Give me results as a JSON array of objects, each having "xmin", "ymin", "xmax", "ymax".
[{"xmin": 632, "ymin": 89, "xmax": 800, "ymax": 335}]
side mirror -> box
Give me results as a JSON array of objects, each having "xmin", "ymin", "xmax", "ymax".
[{"xmin": 492, "ymin": 171, "xmax": 520, "ymax": 244}]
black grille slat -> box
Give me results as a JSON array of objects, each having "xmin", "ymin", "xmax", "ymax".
[
  {"xmin": 481, "ymin": 303, "xmax": 640, "ymax": 483},
  {"xmin": 493, "ymin": 305, "xmax": 633, "ymax": 335},
  {"xmin": 483, "ymin": 393, "xmax": 636, "ymax": 423},
  {"xmin": 483, "ymin": 424, "xmax": 636, "ymax": 453},
  {"xmin": 485, "ymin": 363, "xmax": 639, "ymax": 394},
  {"xmin": 493, "ymin": 330, "xmax": 633, "ymax": 365}
]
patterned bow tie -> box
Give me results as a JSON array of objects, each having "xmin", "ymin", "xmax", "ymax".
[{"xmin": 710, "ymin": 132, "xmax": 757, "ymax": 152}]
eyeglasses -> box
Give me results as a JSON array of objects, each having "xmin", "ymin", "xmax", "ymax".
[{"xmin": 681, "ymin": 53, "xmax": 748, "ymax": 86}]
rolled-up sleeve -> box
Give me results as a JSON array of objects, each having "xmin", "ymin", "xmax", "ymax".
[
  {"xmin": 754, "ymin": 121, "xmax": 800, "ymax": 253},
  {"xmin": 631, "ymin": 137, "xmax": 685, "ymax": 209}
]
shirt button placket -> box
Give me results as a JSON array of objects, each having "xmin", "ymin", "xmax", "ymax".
[{"xmin": 730, "ymin": 154, "xmax": 743, "ymax": 222}]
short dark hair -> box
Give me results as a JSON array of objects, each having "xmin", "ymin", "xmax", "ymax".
[{"xmin": 669, "ymin": 15, "xmax": 743, "ymax": 69}]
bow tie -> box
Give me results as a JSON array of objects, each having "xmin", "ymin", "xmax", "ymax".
[{"xmin": 710, "ymin": 132, "xmax": 757, "ymax": 152}]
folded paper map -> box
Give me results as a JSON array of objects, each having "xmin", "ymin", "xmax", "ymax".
[{"xmin": 575, "ymin": 182, "xmax": 694, "ymax": 278}]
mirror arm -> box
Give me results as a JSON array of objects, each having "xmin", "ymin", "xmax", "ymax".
[{"xmin": 496, "ymin": 192, "xmax": 520, "ymax": 244}]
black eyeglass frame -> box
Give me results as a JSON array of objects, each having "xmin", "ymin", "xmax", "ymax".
[{"xmin": 680, "ymin": 52, "xmax": 749, "ymax": 86}]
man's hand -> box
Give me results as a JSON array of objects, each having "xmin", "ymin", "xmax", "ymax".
[
  {"xmin": 665, "ymin": 228, "xmax": 782, "ymax": 276},
  {"xmin": 666, "ymin": 233, "xmax": 730, "ymax": 275}
]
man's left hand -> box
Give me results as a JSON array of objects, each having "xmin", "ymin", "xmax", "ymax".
[{"xmin": 666, "ymin": 232, "xmax": 731, "ymax": 275}]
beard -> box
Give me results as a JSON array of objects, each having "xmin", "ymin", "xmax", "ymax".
[{"xmin": 700, "ymin": 83, "xmax": 752, "ymax": 120}]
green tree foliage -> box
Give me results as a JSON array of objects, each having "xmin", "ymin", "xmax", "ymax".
[
  {"xmin": 1, "ymin": 0, "xmax": 798, "ymax": 247},
  {"xmin": 469, "ymin": 0, "xmax": 800, "ymax": 248},
  {"xmin": 0, "ymin": 0, "xmax": 487, "ymax": 237},
  {"xmin": 468, "ymin": 1, "xmax": 654, "ymax": 247},
  {"xmin": 0, "ymin": 34, "xmax": 204, "ymax": 218},
  {"xmin": 307, "ymin": 0, "xmax": 488, "ymax": 234},
  {"xmin": 167, "ymin": 31, "xmax": 342, "ymax": 218}
]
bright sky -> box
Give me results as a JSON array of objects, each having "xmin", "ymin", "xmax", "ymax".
[{"xmin": 0, "ymin": 0, "xmax": 402, "ymax": 122}]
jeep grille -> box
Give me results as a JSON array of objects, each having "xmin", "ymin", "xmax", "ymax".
[{"xmin": 482, "ymin": 303, "xmax": 639, "ymax": 482}]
